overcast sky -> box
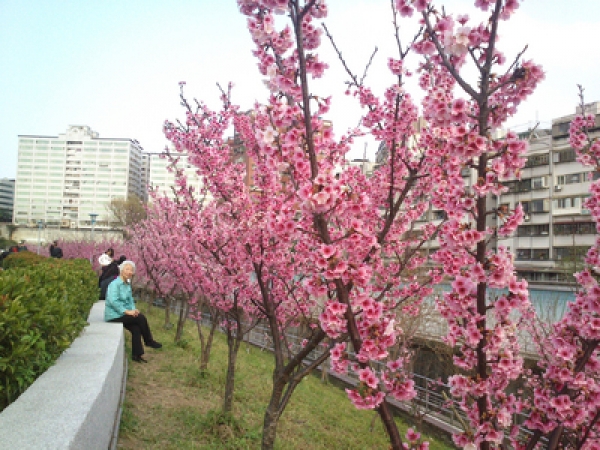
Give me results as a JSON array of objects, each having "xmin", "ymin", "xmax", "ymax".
[{"xmin": 1, "ymin": 0, "xmax": 599, "ymax": 179}]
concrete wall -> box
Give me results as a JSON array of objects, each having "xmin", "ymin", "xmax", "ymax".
[
  {"xmin": 0, "ymin": 223, "xmax": 123, "ymax": 248},
  {"xmin": 0, "ymin": 301, "xmax": 127, "ymax": 450}
]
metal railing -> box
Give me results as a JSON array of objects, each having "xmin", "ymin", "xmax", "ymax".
[{"xmin": 152, "ymin": 297, "xmax": 544, "ymax": 444}]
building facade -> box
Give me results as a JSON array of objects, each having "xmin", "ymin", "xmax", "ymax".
[
  {"xmin": 0, "ymin": 178, "xmax": 15, "ymax": 222},
  {"xmin": 380, "ymin": 104, "xmax": 600, "ymax": 287},
  {"xmin": 145, "ymin": 152, "xmax": 210, "ymax": 203},
  {"xmin": 13, "ymin": 125, "xmax": 144, "ymax": 229},
  {"xmin": 500, "ymin": 103, "xmax": 600, "ymax": 285}
]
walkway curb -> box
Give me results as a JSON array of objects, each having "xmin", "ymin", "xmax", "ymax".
[{"xmin": 0, "ymin": 301, "xmax": 127, "ymax": 450}]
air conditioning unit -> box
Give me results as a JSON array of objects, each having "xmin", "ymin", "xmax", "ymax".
[
  {"xmin": 524, "ymin": 214, "xmax": 531, "ymax": 222},
  {"xmin": 554, "ymin": 185, "xmax": 562, "ymax": 191}
]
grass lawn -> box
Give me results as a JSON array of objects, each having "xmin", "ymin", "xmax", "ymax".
[{"xmin": 117, "ymin": 305, "xmax": 456, "ymax": 450}]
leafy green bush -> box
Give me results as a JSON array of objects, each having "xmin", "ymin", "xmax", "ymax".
[
  {"xmin": 0, "ymin": 255, "xmax": 98, "ymax": 411},
  {"xmin": 1, "ymin": 250, "xmax": 46, "ymax": 269}
]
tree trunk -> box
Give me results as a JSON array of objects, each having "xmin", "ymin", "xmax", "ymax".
[
  {"xmin": 143, "ymin": 289, "xmax": 151, "ymax": 310},
  {"xmin": 261, "ymin": 377, "xmax": 286, "ymax": 450},
  {"xmin": 197, "ymin": 314, "xmax": 218, "ymax": 372},
  {"xmin": 259, "ymin": 328, "xmax": 329, "ymax": 450},
  {"xmin": 163, "ymin": 297, "xmax": 172, "ymax": 329},
  {"xmin": 321, "ymin": 357, "xmax": 329, "ymax": 384},
  {"xmin": 223, "ymin": 327, "xmax": 243, "ymax": 413},
  {"xmin": 175, "ymin": 298, "xmax": 189, "ymax": 342}
]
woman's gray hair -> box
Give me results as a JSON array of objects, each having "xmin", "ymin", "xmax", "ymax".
[{"xmin": 118, "ymin": 260, "xmax": 136, "ymax": 273}]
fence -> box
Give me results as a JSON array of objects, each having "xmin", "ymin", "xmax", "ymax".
[{"xmin": 152, "ymin": 296, "xmax": 546, "ymax": 444}]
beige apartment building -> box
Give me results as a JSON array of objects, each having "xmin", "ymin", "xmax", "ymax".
[
  {"xmin": 13, "ymin": 125, "xmax": 144, "ymax": 229},
  {"xmin": 379, "ymin": 103, "xmax": 600, "ymax": 286},
  {"xmin": 145, "ymin": 152, "xmax": 210, "ymax": 204},
  {"xmin": 500, "ymin": 102, "xmax": 600, "ymax": 284}
]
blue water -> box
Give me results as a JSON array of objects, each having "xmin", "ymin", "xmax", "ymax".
[
  {"xmin": 528, "ymin": 288, "xmax": 575, "ymax": 322},
  {"xmin": 431, "ymin": 284, "xmax": 576, "ymax": 323}
]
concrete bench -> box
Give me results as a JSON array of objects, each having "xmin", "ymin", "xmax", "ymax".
[{"xmin": 0, "ymin": 301, "xmax": 127, "ymax": 450}]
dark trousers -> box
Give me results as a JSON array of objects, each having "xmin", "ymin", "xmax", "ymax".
[{"xmin": 110, "ymin": 313, "xmax": 154, "ymax": 357}]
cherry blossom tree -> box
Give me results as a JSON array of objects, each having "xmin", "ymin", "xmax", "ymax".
[
  {"xmin": 232, "ymin": 0, "xmax": 446, "ymax": 447},
  {"xmin": 399, "ymin": 2, "xmax": 597, "ymax": 449},
  {"xmin": 164, "ymin": 183, "xmax": 264, "ymax": 413},
  {"xmin": 156, "ymin": 0, "xmax": 598, "ymax": 449},
  {"xmin": 128, "ymin": 207, "xmax": 183, "ymax": 329},
  {"xmin": 515, "ymin": 90, "xmax": 600, "ymax": 450},
  {"xmin": 164, "ymin": 88, "xmax": 337, "ymax": 445}
]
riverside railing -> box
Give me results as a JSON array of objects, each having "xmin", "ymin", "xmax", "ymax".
[{"xmin": 152, "ymin": 297, "xmax": 545, "ymax": 444}]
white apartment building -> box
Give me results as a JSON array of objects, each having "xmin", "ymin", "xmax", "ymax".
[
  {"xmin": 499, "ymin": 103, "xmax": 600, "ymax": 284},
  {"xmin": 343, "ymin": 158, "xmax": 376, "ymax": 177},
  {"xmin": 378, "ymin": 104, "xmax": 600, "ymax": 286},
  {"xmin": 14, "ymin": 125, "xmax": 144, "ymax": 229},
  {"xmin": 146, "ymin": 152, "xmax": 211, "ymax": 203}
]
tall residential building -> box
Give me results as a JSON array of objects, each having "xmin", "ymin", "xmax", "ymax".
[
  {"xmin": 389, "ymin": 103, "xmax": 600, "ymax": 287},
  {"xmin": 14, "ymin": 125, "xmax": 144, "ymax": 228},
  {"xmin": 146, "ymin": 152, "xmax": 211, "ymax": 203},
  {"xmin": 0, "ymin": 178, "xmax": 15, "ymax": 221},
  {"xmin": 140, "ymin": 153, "xmax": 150, "ymax": 202},
  {"xmin": 500, "ymin": 102, "xmax": 600, "ymax": 285}
]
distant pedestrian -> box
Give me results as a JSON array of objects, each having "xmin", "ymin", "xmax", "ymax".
[
  {"xmin": 98, "ymin": 248, "xmax": 115, "ymax": 286},
  {"xmin": 98, "ymin": 248, "xmax": 114, "ymax": 268},
  {"xmin": 99, "ymin": 255, "xmax": 126, "ymax": 300},
  {"xmin": 49, "ymin": 240, "xmax": 63, "ymax": 258}
]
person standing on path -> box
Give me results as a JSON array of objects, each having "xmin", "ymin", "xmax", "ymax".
[
  {"xmin": 49, "ymin": 241, "xmax": 63, "ymax": 258},
  {"xmin": 104, "ymin": 260, "xmax": 162, "ymax": 363}
]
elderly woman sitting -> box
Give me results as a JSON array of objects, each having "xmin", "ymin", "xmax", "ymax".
[{"xmin": 104, "ymin": 260, "xmax": 162, "ymax": 363}]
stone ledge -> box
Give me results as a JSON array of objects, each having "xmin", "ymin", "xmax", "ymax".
[{"xmin": 0, "ymin": 301, "xmax": 127, "ymax": 450}]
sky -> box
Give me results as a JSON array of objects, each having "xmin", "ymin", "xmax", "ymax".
[{"xmin": 1, "ymin": 0, "xmax": 600, "ymax": 179}]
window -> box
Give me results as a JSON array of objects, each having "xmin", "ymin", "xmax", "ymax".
[
  {"xmin": 518, "ymin": 179, "xmax": 532, "ymax": 192},
  {"xmin": 517, "ymin": 249, "xmax": 531, "ymax": 260},
  {"xmin": 554, "ymin": 222, "xmax": 595, "ymax": 235},
  {"xmin": 522, "ymin": 199, "xmax": 548, "ymax": 213},
  {"xmin": 532, "ymin": 249, "xmax": 550, "ymax": 260},
  {"xmin": 554, "ymin": 197, "xmax": 580, "ymax": 209},
  {"xmin": 567, "ymin": 173, "xmax": 581, "ymax": 184},
  {"xmin": 525, "ymin": 154, "xmax": 549, "ymax": 167},
  {"xmin": 554, "ymin": 246, "xmax": 589, "ymax": 261},
  {"xmin": 531, "ymin": 176, "xmax": 547, "ymax": 190},
  {"xmin": 553, "ymin": 149, "xmax": 576, "ymax": 163},
  {"xmin": 532, "ymin": 199, "xmax": 546, "ymax": 213},
  {"xmin": 517, "ymin": 224, "xmax": 549, "ymax": 236},
  {"xmin": 432, "ymin": 210, "xmax": 446, "ymax": 220},
  {"xmin": 552, "ymin": 121, "xmax": 571, "ymax": 136}
]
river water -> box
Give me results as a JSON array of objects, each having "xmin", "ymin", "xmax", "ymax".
[{"xmin": 431, "ymin": 284, "xmax": 577, "ymax": 323}]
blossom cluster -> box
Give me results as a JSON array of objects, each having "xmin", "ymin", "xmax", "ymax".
[{"xmin": 92, "ymin": 1, "xmax": 600, "ymax": 449}]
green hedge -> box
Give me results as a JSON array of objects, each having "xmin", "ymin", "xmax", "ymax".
[{"xmin": 0, "ymin": 254, "xmax": 98, "ymax": 411}]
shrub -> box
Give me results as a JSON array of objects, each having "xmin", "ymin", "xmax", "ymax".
[
  {"xmin": 1, "ymin": 250, "xmax": 46, "ymax": 269},
  {"xmin": 0, "ymin": 256, "xmax": 98, "ymax": 411}
]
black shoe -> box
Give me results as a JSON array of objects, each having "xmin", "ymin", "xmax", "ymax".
[
  {"xmin": 132, "ymin": 355, "xmax": 148, "ymax": 363},
  {"xmin": 147, "ymin": 341, "xmax": 162, "ymax": 349}
]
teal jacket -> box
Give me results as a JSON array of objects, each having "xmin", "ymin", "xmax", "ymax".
[{"xmin": 104, "ymin": 277, "xmax": 135, "ymax": 321}]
